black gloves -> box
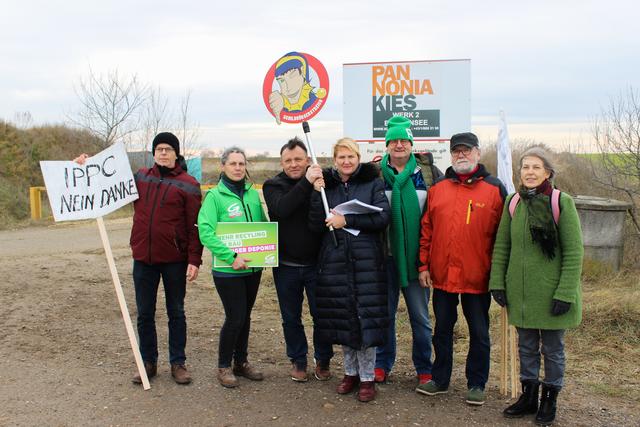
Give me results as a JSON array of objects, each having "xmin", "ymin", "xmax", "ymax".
[
  {"xmin": 551, "ymin": 299, "xmax": 571, "ymax": 316},
  {"xmin": 492, "ymin": 290, "xmax": 507, "ymax": 307}
]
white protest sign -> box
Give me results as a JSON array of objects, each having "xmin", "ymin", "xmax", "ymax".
[
  {"xmin": 40, "ymin": 142, "xmax": 139, "ymax": 221},
  {"xmin": 40, "ymin": 141, "xmax": 150, "ymax": 389}
]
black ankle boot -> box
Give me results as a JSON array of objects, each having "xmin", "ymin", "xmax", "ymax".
[
  {"xmin": 503, "ymin": 379, "xmax": 540, "ymax": 418},
  {"xmin": 535, "ymin": 384, "xmax": 560, "ymax": 425}
]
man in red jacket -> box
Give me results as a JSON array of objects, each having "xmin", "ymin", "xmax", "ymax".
[
  {"xmin": 416, "ymin": 132, "xmax": 506, "ymax": 406},
  {"xmin": 129, "ymin": 132, "xmax": 203, "ymax": 385}
]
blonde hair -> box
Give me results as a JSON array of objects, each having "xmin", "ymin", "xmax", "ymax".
[{"xmin": 333, "ymin": 137, "xmax": 360, "ymax": 159}]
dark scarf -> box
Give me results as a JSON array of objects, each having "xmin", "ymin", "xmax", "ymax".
[
  {"xmin": 381, "ymin": 153, "xmax": 420, "ymax": 287},
  {"xmin": 157, "ymin": 164, "xmax": 175, "ymax": 176},
  {"xmin": 518, "ymin": 179, "xmax": 557, "ymax": 259},
  {"xmin": 221, "ymin": 173, "xmax": 246, "ymax": 199}
]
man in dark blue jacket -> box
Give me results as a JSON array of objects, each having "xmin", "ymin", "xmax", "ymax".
[{"xmin": 263, "ymin": 137, "xmax": 333, "ymax": 382}]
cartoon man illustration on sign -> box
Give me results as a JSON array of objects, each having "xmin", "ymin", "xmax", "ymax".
[{"xmin": 264, "ymin": 51, "xmax": 329, "ymax": 125}]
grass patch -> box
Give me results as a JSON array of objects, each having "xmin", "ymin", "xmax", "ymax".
[
  {"xmin": 582, "ymin": 259, "xmax": 615, "ymax": 282},
  {"xmin": 560, "ymin": 271, "xmax": 639, "ymax": 401},
  {"xmin": 389, "ymin": 269, "xmax": 640, "ymax": 403}
]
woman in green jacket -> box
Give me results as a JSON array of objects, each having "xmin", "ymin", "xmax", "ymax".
[
  {"xmin": 198, "ymin": 146, "xmax": 268, "ymax": 388},
  {"xmin": 489, "ymin": 147, "xmax": 584, "ymax": 425}
]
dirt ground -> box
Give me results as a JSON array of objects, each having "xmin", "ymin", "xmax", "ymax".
[{"xmin": 1, "ymin": 217, "xmax": 638, "ymax": 426}]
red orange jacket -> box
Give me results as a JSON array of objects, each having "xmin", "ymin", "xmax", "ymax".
[{"xmin": 419, "ymin": 165, "xmax": 506, "ymax": 294}]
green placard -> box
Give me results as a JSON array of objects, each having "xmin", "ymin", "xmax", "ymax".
[{"xmin": 213, "ymin": 222, "xmax": 279, "ymax": 268}]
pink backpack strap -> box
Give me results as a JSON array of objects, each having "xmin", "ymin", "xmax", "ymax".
[
  {"xmin": 508, "ymin": 193, "xmax": 520, "ymax": 218},
  {"xmin": 551, "ymin": 189, "xmax": 561, "ymax": 225}
]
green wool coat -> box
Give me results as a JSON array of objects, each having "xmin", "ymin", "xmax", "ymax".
[{"xmin": 489, "ymin": 192, "xmax": 584, "ymax": 329}]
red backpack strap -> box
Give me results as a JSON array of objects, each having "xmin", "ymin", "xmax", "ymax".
[
  {"xmin": 551, "ymin": 189, "xmax": 561, "ymax": 225},
  {"xmin": 508, "ymin": 193, "xmax": 520, "ymax": 218}
]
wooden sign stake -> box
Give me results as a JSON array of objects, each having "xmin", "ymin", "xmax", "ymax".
[
  {"xmin": 96, "ymin": 216, "xmax": 150, "ymax": 390},
  {"xmin": 500, "ymin": 307, "xmax": 508, "ymax": 395}
]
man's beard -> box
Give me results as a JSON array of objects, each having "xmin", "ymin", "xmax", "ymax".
[{"xmin": 452, "ymin": 161, "xmax": 477, "ymax": 174}]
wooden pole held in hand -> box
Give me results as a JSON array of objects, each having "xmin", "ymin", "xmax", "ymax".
[{"xmin": 96, "ymin": 216, "xmax": 150, "ymax": 390}]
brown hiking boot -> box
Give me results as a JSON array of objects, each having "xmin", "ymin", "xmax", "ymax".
[
  {"xmin": 171, "ymin": 364, "xmax": 192, "ymax": 384},
  {"xmin": 233, "ymin": 362, "xmax": 264, "ymax": 381},
  {"xmin": 314, "ymin": 362, "xmax": 331, "ymax": 381},
  {"xmin": 218, "ymin": 367, "xmax": 239, "ymax": 388},
  {"xmin": 336, "ymin": 375, "xmax": 359, "ymax": 394},
  {"xmin": 357, "ymin": 381, "xmax": 376, "ymax": 402},
  {"xmin": 132, "ymin": 361, "xmax": 157, "ymax": 384},
  {"xmin": 290, "ymin": 362, "xmax": 308, "ymax": 382}
]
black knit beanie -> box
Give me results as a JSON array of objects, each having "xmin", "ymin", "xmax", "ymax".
[{"xmin": 152, "ymin": 132, "xmax": 180, "ymax": 156}]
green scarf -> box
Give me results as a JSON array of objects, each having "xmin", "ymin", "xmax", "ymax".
[
  {"xmin": 381, "ymin": 153, "xmax": 420, "ymax": 287},
  {"xmin": 518, "ymin": 187, "xmax": 558, "ymax": 259}
]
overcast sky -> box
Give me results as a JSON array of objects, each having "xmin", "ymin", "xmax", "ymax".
[{"xmin": 2, "ymin": 0, "xmax": 638, "ymax": 155}]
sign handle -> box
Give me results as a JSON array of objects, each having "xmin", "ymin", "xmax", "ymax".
[
  {"xmin": 302, "ymin": 121, "xmax": 338, "ymax": 247},
  {"xmin": 510, "ymin": 324, "xmax": 518, "ymax": 398},
  {"xmin": 96, "ymin": 216, "xmax": 150, "ymax": 390},
  {"xmin": 500, "ymin": 307, "xmax": 508, "ymax": 395}
]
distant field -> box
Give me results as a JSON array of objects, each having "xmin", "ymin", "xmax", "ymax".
[
  {"xmin": 578, "ymin": 152, "xmax": 634, "ymax": 165},
  {"xmin": 201, "ymin": 156, "xmax": 333, "ymax": 184}
]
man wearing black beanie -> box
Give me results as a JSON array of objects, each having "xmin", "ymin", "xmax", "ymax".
[{"xmin": 129, "ymin": 131, "xmax": 203, "ymax": 385}]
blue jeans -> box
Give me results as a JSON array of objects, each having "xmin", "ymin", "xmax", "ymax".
[
  {"xmin": 375, "ymin": 258, "xmax": 433, "ymax": 375},
  {"xmin": 517, "ymin": 328, "xmax": 566, "ymax": 388},
  {"xmin": 133, "ymin": 260, "xmax": 187, "ymax": 365},
  {"xmin": 273, "ymin": 265, "xmax": 334, "ymax": 367},
  {"xmin": 431, "ymin": 288, "xmax": 491, "ymax": 390}
]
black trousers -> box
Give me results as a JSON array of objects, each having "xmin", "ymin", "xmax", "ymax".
[{"xmin": 213, "ymin": 272, "xmax": 261, "ymax": 368}]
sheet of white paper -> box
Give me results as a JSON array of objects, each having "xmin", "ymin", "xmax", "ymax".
[
  {"xmin": 344, "ymin": 227, "xmax": 360, "ymax": 236},
  {"xmin": 333, "ymin": 199, "xmax": 383, "ymax": 215},
  {"xmin": 329, "ymin": 199, "xmax": 382, "ymax": 236}
]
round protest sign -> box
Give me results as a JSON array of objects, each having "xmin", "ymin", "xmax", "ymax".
[{"xmin": 262, "ymin": 51, "xmax": 330, "ymax": 124}]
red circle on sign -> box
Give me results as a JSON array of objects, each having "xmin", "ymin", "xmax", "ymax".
[{"xmin": 262, "ymin": 52, "xmax": 330, "ymax": 124}]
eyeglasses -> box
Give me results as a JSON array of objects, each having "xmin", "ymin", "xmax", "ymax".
[
  {"xmin": 388, "ymin": 140, "xmax": 411, "ymax": 146},
  {"xmin": 156, "ymin": 147, "xmax": 175, "ymax": 154},
  {"xmin": 451, "ymin": 146, "xmax": 473, "ymax": 156}
]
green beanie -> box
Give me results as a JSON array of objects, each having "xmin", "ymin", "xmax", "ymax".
[{"xmin": 385, "ymin": 115, "xmax": 414, "ymax": 146}]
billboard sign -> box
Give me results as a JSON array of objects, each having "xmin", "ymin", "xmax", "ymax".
[{"xmin": 343, "ymin": 59, "xmax": 471, "ymax": 171}]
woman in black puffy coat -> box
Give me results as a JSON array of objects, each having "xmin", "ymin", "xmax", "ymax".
[{"xmin": 309, "ymin": 137, "xmax": 390, "ymax": 402}]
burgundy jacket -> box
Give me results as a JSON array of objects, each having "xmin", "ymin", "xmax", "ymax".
[{"xmin": 129, "ymin": 164, "xmax": 203, "ymax": 266}]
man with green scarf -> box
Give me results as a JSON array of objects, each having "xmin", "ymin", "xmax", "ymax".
[{"xmin": 375, "ymin": 115, "xmax": 442, "ymax": 389}]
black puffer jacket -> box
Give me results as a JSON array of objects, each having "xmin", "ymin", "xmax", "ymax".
[{"xmin": 309, "ymin": 162, "xmax": 391, "ymax": 349}]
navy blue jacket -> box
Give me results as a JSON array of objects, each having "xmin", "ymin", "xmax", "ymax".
[{"xmin": 309, "ymin": 162, "xmax": 390, "ymax": 349}]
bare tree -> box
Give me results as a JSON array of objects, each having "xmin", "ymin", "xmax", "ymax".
[
  {"xmin": 12, "ymin": 111, "xmax": 35, "ymax": 165},
  {"xmin": 591, "ymin": 86, "xmax": 640, "ymax": 232},
  {"xmin": 176, "ymin": 89, "xmax": 201, "ymax": 157},
  {"xmin": 71, "ymin": 67, "xmax": 149, "ymax": 149},
  {"xmin": 141, "ymin": 85, "xmax": 170, "ymax": 152},
  {"xmin": 13, "ymin": 111, "xmax": 33, "ymax": 129}
]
